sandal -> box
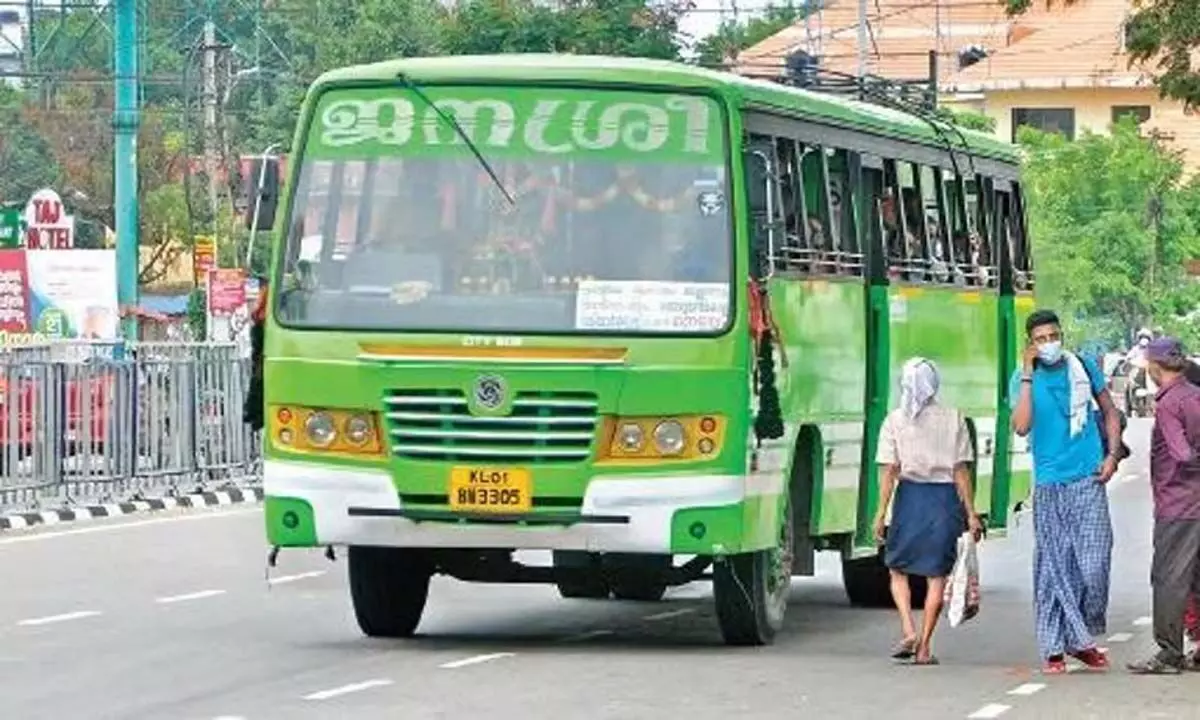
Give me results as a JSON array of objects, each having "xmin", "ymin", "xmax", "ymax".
[
  {"xmin": 891, "ymin": 637, "xmax": 917, "ymax": 660},
  {"xmin": 912, "ymin": 654, "xmax": 940, "ymax": 666}
]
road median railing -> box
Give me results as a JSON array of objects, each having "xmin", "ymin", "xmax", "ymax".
[{"xmin": 0, "ymin": 340, "xmax": 261, "ymax": 515}]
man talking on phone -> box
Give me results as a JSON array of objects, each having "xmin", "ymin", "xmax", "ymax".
[{"xmin": 1010, "ymin": 309, "xmax": 1125, "ymax": 674}]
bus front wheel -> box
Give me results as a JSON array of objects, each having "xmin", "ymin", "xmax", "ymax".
[
  {"xmin": 713, "ymin": 496, "xmax": 793, "ymax": 646},
  {"xmin": 842, "ymin": 553, "xmax": 927, "ymax": 608},
  {"xmin": 348, "ymin": 546, "xmax": 433, "ymax": 638}
]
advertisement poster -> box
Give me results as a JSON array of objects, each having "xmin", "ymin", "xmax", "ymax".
[
  {"xmin": 207, "ymin": 268, "xmax": 247, "ymax": 315},
  {"xmin": 193, "ymin": 236, "xmax": 215, "ymax": 286},
  {"xmin": 24, "ymin": 249, "xmax": 120, "ymax": 340},
  {"xmin": 0, "ymin": 249, "xmax": 30, "ymax": 334},
  {"xmin": 23, "ymin": 188, "xmax": 75, "ymax": 249}
]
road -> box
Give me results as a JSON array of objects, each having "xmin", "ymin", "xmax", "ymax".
[{"xmin": 0, "ymin": 419, "xmax": 1194, "ymax": 720}]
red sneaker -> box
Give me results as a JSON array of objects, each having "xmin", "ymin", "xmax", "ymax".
[
  {"xmin": 1043, "ymin": 656, "xmax": 1068, "ymax": 674},
  {"xmin": 1070, "ymin": 647, "xmax": 1110, "ymax": 670}
]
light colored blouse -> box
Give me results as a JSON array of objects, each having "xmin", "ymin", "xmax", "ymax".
[{"xmin": 876, "ymin": 403, "xmax": 973, "ymax": 484}]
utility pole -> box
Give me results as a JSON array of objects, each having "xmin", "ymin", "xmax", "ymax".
[
  {"xmin": 202, "ymin": 19, "xmax": 220, "ymax": 242},
  {"xmin": 856, "ymin": 0, "xmax": 867, "ymax": 78},
  {"xmin": 113, "ymin": 0, "xmax": 139, "ymax": 340}
]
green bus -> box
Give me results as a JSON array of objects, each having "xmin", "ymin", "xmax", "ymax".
[{"xmin": 259, "ymin": 54, "xmax": 1036, "ymax": 646}]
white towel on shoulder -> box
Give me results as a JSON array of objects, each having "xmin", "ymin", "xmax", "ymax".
[{"xmin": 1063, "ymin": 351, "xmax": 1093, "ymax": 437}]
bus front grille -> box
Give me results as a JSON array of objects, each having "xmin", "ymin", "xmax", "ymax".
[{"xmin": 383, "ymin": 389, "xmax": 599, "ymax": 463}]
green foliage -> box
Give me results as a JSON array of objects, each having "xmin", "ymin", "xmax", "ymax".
[
  {"xmin": 693, "ymin": 2, "xmax": 811, "ymax": 68},
  {"xmin": 186, "ymin": 288, "xmax": 207, "ymax": 340},
  {"xmin": 1004, "ymin": 0, "xmax": 1200, "ymax": 111},
  {"xmin": 937, "ymin": 107, "xmax": 997, "ymax": 133},
  {"xmin": 1019, "ymin": 117, "xmax": 1200, "ymax": 348}
]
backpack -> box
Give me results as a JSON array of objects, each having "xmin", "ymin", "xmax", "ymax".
[{"xmin": 1078, "ymin": 355, "xmax": 1130, "ymax": 462}]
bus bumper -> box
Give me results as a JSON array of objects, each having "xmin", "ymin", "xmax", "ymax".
[{"xmin": 263, "ymin": 459, "xmax": 780, "ymax": 555}]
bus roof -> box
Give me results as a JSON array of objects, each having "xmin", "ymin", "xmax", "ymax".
[{"xmin": 312, "ymin": 54, "xmax": 1021, "ymax": 165}]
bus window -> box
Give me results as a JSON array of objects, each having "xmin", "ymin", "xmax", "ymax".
[
  {"xmin": 884, "ymin": 160, "xmax": 925, "ymax": 282},
  {"xmin": 966, "ymin": 176, "xmax": 997, "ymax": 287},
  {"xmin": 773, "ymin": 135, "xmax": 810, "ymax": 273},
  {"xmin": 917, "ymin": 164, "xmax": 952, "ymax": 284},
  {"xmin": 830, "ymin": 149, "xmax": 862, "ymax": 276},
  {"xmin": 1012, "ymin": 182, "xmax": 1035, "ymax": 291},
  {"xmin": 861, "ymin": 157, "xmax": 888, "ymax": 282}
]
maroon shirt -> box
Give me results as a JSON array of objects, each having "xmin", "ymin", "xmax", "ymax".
[{"xmin": 1151, "ymin": 376, "xmax": 1200, "ymax": 520}]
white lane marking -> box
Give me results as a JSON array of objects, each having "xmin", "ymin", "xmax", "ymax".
[
  {"xmin": 439, "ymin": 652, "xmax": 515, "ymax": 669},
  {"xmin": 1133, "ymin": 616, "xmax": 1152, "ymax": 627},
  {"xmin": 967, "ymin": 704, "xmax": 1011, "ymax": 719},
  {"xmin": 303, "ymin": 679, "xmax": 393, "ymax": 701},
  {"xmin": 268, "ymin": 570, "xmax": 326, "ymax": 586},
  {"xmin": 561, "ymin": 629, "xmax": 614, "ymax": 642},
  {"xmin": 212, "ymin": 716, "xmax": 247, "ymax": 720},
  {"xmin": 643, "ymin": 608, "xmax": 695, "ymax": 622},
  {"xmin": 156, "ymin": 589, "xmax": 227, "ymax": 604},
  {"xmin": 1108, "ymin": 632, "xmax": 1134, "ymax": 643},
  {"xmin": 17, "ymin": 610, "xmax": 102, "ymax": 626},
  {"xmin": 0, "ymin": 507, "xmax": 257, "ymax": 546},
  {"xmin": 1007, "ymin": 683, "xmax": 1045, "ymax": 697}
]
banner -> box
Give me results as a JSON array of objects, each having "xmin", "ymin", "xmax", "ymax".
[
  {"xmin": 0, "ymin": 250, "xmax": 30, "ymax": 333},
  {"xmin": 23, "ymin": 188, "xmax": 75, "ymax": 249},
  {"xmin": 0, "ymin": 209, "xmax": 23, "ymax": 249},
  {"xmin": 193, "ymin": 236, "xmax": 216, "ymax": 286},
  {"xmin": 207, "ymin": 268, "xmax": 246, "ymax": 316},
  {"xmin": 24, "ymin": 250, "xmax": 119, "ymax": 340}
]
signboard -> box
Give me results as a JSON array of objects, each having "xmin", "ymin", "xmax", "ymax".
[
  {"xmin": 207, "ymin": 268, "xmax": 246, "ymax": 316},
  {"xmin": 0, "ymin": 250, "xmax": 30, "ymax": 333},
  {"xmin": 24, "ymin": 250, "xmax": 119, "ymax": 339},
  {"xmin": 573, "ymin": 281, "xmax": 729, "ymax": 332},
  {"xmin": 193, "ymin": 236, "xmax": 216, "ymax": 286},
  {"xmin": 0, "ymin": 209, "xmax": 24, "ymax": 249},
  {"xmin": 23, "ymin": 188, "xmax": 75, "ymax": 250}
]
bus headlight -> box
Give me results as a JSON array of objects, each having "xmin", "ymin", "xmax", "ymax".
[
  {"xmin": 345, "ymin": 414, "xmax": 372, "ymax": 445},
  {"xmin": 653, "ymin": 420, "xmax": 686, "ymax": 455},
  {"xmin": 617, "ymin": 422, "xmax": 644, "ymax": 452},
  {"xmin": 304, "ymin": 411, "xmax": 337, "ymax": 447}
]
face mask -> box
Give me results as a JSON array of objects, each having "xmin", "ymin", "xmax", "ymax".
[
  {"xmin": 1037, "ymin": 341, "xmax": 1064, "ymax": 365},
  {"xmin": 1139, "ymin": 338, "xmax": 1150, "ymax": 347}
]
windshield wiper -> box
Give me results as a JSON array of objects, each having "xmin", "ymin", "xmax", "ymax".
[{"xmin": 397, "ymin": 72, "xmax": 516, "ymax": 208}]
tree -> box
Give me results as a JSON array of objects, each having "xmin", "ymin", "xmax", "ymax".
[
  {"xmin": 1019, "ymin": 117, "xmax": 1200, "ymax": 347},
  {"xmin": 0, "ymin": 86, "xmax": 58, "ymax": 206},
  {"xmin": 1004, "ymin": 0, "xmax": 1200, "ymax": 111},
  {"xmin": 693, "ymin": 2, "xmax": 812, "ymax": 69}
]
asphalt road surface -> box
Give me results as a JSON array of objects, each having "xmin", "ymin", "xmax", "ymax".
[{"xmin": 1, "ymin": 419, "xmax": 1196, "ymax": 720}]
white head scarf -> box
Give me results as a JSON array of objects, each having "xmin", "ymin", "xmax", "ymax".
[{"xmin": 900, "ymin": 357, "xmax": 940, "ymax": 420}]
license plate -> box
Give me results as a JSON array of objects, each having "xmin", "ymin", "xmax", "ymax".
[{"xmin": 448, "ymin": 466, "xmax": 532, "ymax": 513}]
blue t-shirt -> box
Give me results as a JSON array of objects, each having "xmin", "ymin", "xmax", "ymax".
[{"xmin": 1008, "ymin": 354, "xmax": 1106, "ymax": 485}]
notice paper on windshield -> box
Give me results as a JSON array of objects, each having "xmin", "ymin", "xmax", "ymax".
[{"xmin": 574, "ymin": 280, "xmax": 729, "ymax": 332}]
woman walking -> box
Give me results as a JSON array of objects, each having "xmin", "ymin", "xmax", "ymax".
[{"xmin": 874, "ymin": 357, "xmax": 984, "ymax": 664}]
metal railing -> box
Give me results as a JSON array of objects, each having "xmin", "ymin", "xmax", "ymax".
[{"xmin": 0, "ymin": 341, "xmax": 261, "ymax": 514}]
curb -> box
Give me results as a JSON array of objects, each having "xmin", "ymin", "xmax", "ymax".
[{"xmin": 0, "ymin": 487, "xmax": 264, "ymax": 531}]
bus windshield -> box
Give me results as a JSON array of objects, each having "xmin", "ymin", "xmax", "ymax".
[{"xmin": 276, "ymin": 85, "xmax": 732, "ymax": 335}]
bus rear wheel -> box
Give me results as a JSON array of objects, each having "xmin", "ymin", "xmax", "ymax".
[
  {"xmin": 348, "ymin": 546, "xmax": 433, "ymax": 638},
  {"xmin": 842, "ymin": 553, "xmax": 927, "ymax": 608},
  {"xmin": 713, "ymin": 496, "xmax": 793, "ymax": 646}
]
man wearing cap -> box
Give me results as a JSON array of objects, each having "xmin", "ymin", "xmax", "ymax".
[{"xmin": 1128, "ymin": 336, "xmax": 1200, "ymax": 674}]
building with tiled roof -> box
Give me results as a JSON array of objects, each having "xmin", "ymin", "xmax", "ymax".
[
  {"xmin": 734, "ymin": 0, "xmax": 1059, "ymax": 85},
  {"xmin": 738, "ymin": 0, "xmax": 1200, "ymax": 167},
  {"xmin": 940, "ymin": 0, "xmax": 1200, "ymax": 168}
]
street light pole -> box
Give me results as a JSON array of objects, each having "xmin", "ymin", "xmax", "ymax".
[{"xmin": 113, "ymin": 0, "xmax": 140, "ymax": 342}]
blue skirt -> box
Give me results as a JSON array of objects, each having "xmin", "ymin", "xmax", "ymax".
[{"xmin": 884, "ymin": 480, "xmax": 965, "ymax": 578}]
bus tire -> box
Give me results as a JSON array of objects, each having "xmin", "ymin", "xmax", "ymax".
[
  {"xmin": 842, "ymin": 553, "xmax": 927, "ymax": 608},
  {"xmin": 712, "ymin": 496, "xmax": 792, "ymax": 646},
  {"xmin": 348, "ymin": 545, "xmax": 432, "ymax": 638},
  {"xmin": 552, "ymin": 550, "xmax": 610, "ymax": 599},
  {"xmin": 609, "ymin": 554, "xmax": 670, "ymax": 602}
]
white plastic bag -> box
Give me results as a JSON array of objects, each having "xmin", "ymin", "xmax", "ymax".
[{"xmin": 943, "ymin": 532, "xmax": 981, "ymax": 628}]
